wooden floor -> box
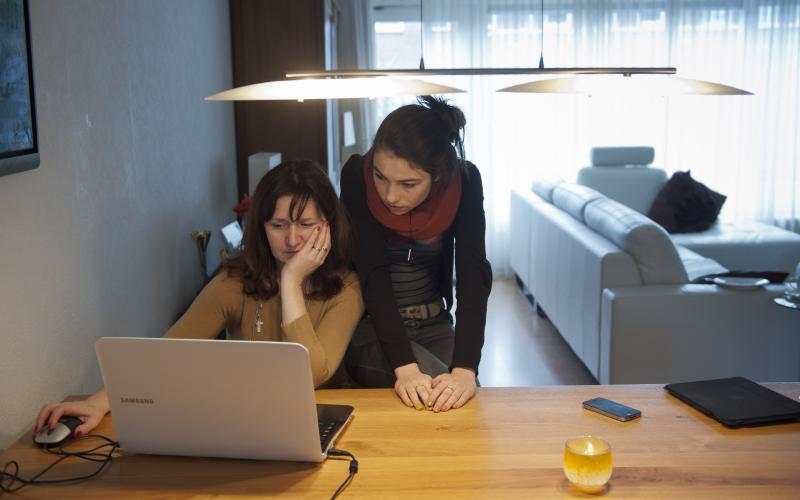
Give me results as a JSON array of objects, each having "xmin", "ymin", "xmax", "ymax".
[{"xmin": 477, "ymin": 277, "xmax": 597, "ymax": 387}]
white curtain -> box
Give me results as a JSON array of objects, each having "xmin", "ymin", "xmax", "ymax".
[
  {"xmin": 330, "ymin": 0, "xmax": 374, "ymax": 187},
  {"xmin": 364, "ymin": 0, "xmax": 800, "ymax": 274}
]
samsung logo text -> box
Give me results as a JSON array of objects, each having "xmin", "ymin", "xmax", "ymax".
[{"xmin": 120, "ymin": 397, "xmax": 154, "ymax": 404}]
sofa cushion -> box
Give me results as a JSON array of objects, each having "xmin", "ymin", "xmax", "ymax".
[
  {"xmin": 585, "ymin": 197, "xmax": 689, "ymax": 284},
  {"xmin": 675, "ymin": 245, "xmax": 728, "ymax": 281},
  {"xmin": 647, "ymin": 171, "xmax": 727, "ymax": 233},
  {"xmin": 552, "ymin": 183, "xmax": 604, "ymax": 222},
  {"xmin": 591, "ymin": 146, "xmax": 655, "ymax": 166},
  {"xmin": 531, "ymin": 176, "xmax": 564, "ymax": 203},
  {"xmin": 577, "ymin": 166, "xmax": 667, "ymax": 214},
  {"xmin": 671, "ymin": 220, "xmax": 800, "ymax": 273}
]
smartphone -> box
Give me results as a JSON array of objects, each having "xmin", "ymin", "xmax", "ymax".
[{"xmin": 582, "ymin": 397, "xmax": 642, "ymax": 422}]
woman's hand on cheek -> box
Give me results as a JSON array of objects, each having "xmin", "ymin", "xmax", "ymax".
[
  {"xmin": 428, "ymin": 368, "xmax": 477, "ymax": 412},
  {"xmin": 280, "ymin": 222, "xmax": 330, "ymax": 285}
]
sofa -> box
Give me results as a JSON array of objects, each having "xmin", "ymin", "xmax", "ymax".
[
  {"xmin": 577, "ymin": 146, "xmax": 800, "ymax": 273},
  {"xmin": 510, "ymin": 148, "xmax": 800, "ymax": 384}
]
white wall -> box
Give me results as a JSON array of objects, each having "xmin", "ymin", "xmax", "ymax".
[{"xmin": 0, "ymin": 0, "xmax": 237, "ymax": 450}]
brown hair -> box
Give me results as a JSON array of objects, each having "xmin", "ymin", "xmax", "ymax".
[{"xmin": 224, "ymin": 159, "xmax": 352, "ymax": 300}]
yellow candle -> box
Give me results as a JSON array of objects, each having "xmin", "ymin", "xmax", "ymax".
[{"xmin": 564, "ymin": 436, "xmax": 613, "ymax": 493}]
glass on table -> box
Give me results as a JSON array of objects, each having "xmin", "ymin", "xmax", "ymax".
[
  {"xmin": 563, "ymin": 436, "xmax": 613, "ymax": 494},
  {"xmin": 784, "ymin": 262, "xmax": 800, "ymax": 301}
]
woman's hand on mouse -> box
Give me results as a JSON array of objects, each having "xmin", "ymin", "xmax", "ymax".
[
  {"xmin": 34, "ymin": 388, "xmax": 110, "ymax": 437},
  {"xmin": 281, "ymin": 222, "xmax": 331, "ymax": 286}
]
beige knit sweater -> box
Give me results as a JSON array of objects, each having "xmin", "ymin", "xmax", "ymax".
[{"xmin": 165, "ymin": 270, "xmax": 364, "ymax": 387}]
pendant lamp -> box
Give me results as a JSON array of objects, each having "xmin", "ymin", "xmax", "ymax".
[
  {"xmin": 494, "ymin": 0, "xmax": 751, "ymax": 96},
  {"xmin": 205, "ymin": 77, "xmax": 464, "ymax": 101},
  {"xmin": 206, "ymin": 2, "xmax": 464, "ymax": 102},
  {"xmin": 497, "ymin": 75, "xmax": 753, "ymax": 96},
  {"xmin": 207, "ymin": 1, "xmax": 751, "ymax": 101}
]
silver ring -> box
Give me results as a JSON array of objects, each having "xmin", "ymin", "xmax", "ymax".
[
  {"xmin": 445, "ymin": 385, "xmax": 454, "ymax": 392},
  {"xmin": 311, "ymin": 246, "xmax": 318, "ymax": 250}
]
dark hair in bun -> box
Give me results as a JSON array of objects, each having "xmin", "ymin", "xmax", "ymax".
[{"xmin": 372, "ymin": 95, "xmax": 467, "ymax": 179}]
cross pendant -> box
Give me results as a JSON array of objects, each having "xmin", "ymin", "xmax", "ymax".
[{"xmin": 256, "ymin": 319, "xmax": 263, "ymax": 334}]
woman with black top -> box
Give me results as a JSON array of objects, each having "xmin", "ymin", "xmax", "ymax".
[{"xmin": 340, "ymin": 96, "xmax": 492, "ymax": 412}]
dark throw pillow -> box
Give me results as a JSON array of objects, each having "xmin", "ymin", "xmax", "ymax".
[{"xmin": 647, "ymin": 171, "xmax": 727, "ymax": 233}]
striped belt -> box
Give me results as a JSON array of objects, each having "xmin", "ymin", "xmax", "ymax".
[{"xmin": 398, "ymin": 298, "xmax": 444, "ymax": 321}]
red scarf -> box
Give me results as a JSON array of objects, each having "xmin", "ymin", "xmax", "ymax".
[{"xmin": 363, "ymin": 151, "xmax": 462, "ymax": 242}]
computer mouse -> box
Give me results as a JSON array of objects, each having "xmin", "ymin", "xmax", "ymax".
[{"xmin": 33, "ymin": 416, "xmax": 82, "ymax": 447}]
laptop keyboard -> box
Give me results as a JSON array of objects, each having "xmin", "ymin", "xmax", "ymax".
[
  {"xmin": 316, "ymin": 404, "xmax": 353, "ymax": 452},
  {"xmin": 319, "ymin": 421, "xmax": 336, "ymax": 447}
]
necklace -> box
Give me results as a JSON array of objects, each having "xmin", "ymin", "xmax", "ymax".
[
  {"xmin": 254, "ymin": 302, "xmax": 264, "ymax": 334},
  {"xmin": 407, "ymin": 213, "xmax": 414, "ymax": 263}
]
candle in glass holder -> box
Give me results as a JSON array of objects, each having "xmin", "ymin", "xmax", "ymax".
[{"xmin": 563, "ymin": 436, "xmax": 613, "ymax": 493}]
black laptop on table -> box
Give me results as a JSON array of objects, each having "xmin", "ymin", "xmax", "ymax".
[{"xmin": 664, "ymin": 377, "xmax": 800, "ymax": 428}]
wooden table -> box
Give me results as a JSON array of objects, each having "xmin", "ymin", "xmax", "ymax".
[{"xmin": 2, "ymin": 385, "xmax": 799, "ymax": 498}]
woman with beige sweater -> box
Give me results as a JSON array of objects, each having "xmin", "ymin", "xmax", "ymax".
[{"xmin": 35, "ymin": 159, "xmax": 363, "ymax": 438}]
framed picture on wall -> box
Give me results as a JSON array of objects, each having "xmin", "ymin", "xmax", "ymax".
[{"xmin": 0, "ymin": 0, "xmax": 39, "ymax": 177}]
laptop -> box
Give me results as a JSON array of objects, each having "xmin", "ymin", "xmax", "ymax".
[
  {"xmin": 95, "ymin": 337, "xmax": 353, "ymax": 462},
  {"xmin": 664, "ymin": 377, "xmax": 800, "ymax": 428}
]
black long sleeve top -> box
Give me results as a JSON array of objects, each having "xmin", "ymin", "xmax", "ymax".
[{"xmin": 340, "ymin": 154, "xmax": 493, "ymax": 372}]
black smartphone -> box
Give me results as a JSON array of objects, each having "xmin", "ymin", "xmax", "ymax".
[{"xmin": 582, "ymin": 397, "xmax": 642, "ymax": 422}]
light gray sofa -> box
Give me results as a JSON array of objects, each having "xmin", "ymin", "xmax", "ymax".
[
  {"xmin": 577, "ymin": 147, "xmax": 800, "ymax": 273},
  {"xmin": 510, "ymin": 172, "xmax": 800, "ymax": 384}
]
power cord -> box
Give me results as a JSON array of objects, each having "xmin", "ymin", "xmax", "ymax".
[
  {"xmin": 327, "ymin": 448, "xmax": 358, "ymax": 499},
  {"xmin": 4, "ymin": 437, "xmax": 354, "ymax": 497},
  {"xmin": 0, "ymin": 435, "xmax": 120, "ymax": 494}
]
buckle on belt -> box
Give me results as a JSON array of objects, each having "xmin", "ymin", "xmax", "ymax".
[{"xmin": 398, "ymin": 298, "xmax": 444, "ymax": 321}]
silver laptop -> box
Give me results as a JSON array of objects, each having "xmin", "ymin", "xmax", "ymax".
[{"xmin": 95, "ymin": 337, "xmax": 353, "ymax": 462}]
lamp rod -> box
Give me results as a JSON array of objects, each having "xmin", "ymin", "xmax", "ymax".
[{"xmin": 285, "ymin": 67, "xmax": 677, "ymax": 79}]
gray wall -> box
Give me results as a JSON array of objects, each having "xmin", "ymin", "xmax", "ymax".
[{"xmin": 0, "ymin": 0, "xmax": 237, "ymax": 450}]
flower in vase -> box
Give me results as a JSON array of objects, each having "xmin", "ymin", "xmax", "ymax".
[
  {"xmin": 233, "ymin": 194, "xmax": 250, "ymax": 218},
  {"xmin": 190, "ymin": 230, "xmax": 212, "ymax": 286}
]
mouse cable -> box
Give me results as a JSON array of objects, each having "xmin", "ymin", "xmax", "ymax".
[
  {"xmin": 0, "ymin": 435, "xmax": 120, "ymax": 494},
  {"xmin": 5, "ymin": 439, "xmax": 353, "ymax": 497},
  {"xmin": 327, "ymin": 448, "xmax": 358, "ymax": 499}
]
